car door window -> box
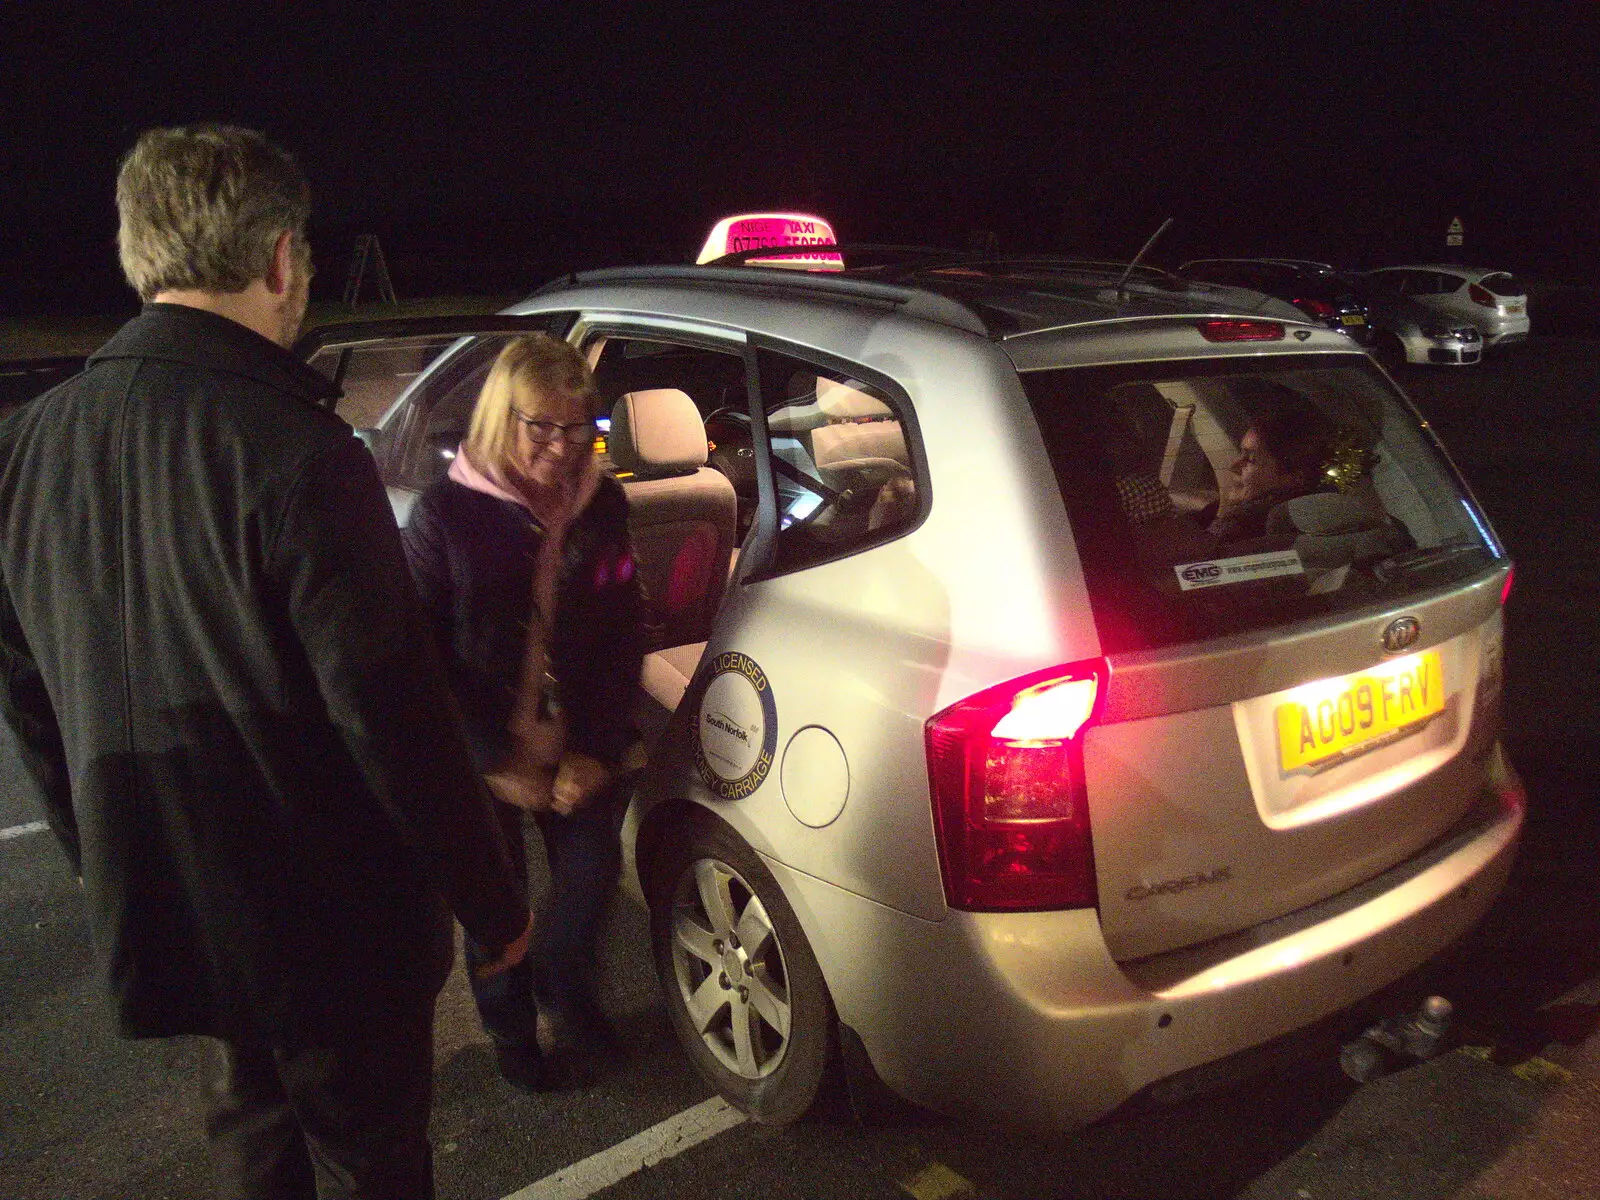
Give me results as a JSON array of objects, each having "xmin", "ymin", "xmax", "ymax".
[
  {"xmin": 1226, "ymin": 265, "xmax": 1267, "ymax": 290},
  {"xmin": 301, "ymin": 315, "xmax": 573, "ymax": 498},
  {"xmin": 1187, "ymin": 264, "xmax": 1238, "ymax": 286},
  {"xmin": 751, "ymin": 346, "xmax": 923, "ymax": 577},
  {"xmin": 1480, "ymin": 272, "xmax": 1523, "ymax": 297},
  {"xmin": 1403, "ymin": 271, "xmax": 1443, "ymax": 296}
]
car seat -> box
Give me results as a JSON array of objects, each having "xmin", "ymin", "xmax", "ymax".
[{"xmin": 609, "ymin": 389, "xmax": 737, "ymax": 654}]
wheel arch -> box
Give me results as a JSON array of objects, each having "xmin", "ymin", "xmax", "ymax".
[{"xmin": 640, "ymin": 794, "xmax": 845, "ymax": 1123}]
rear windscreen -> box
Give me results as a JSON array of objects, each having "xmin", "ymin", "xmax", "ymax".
[
  {"xmin": 1480, "ymin": 273, "xmax": 1523, "ymax": 297},
  {"xmin": 1020, "ymin": 354, "xmax": 1500, "ymax": 654}
]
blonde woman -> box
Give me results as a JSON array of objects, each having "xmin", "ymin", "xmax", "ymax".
[{"xmin": 403, "ymin": 334, "xmax": 644, "ymax": 1091}]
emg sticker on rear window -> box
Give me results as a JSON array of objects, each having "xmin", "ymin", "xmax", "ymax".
[{"xmin": 1175, "ymin": 550, "xmax": 1305, "ymax": 591}]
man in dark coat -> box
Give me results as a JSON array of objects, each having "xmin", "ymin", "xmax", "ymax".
[{"xmin": 0, "ymin": 125, "xmax": 531, "ymax": 1199}]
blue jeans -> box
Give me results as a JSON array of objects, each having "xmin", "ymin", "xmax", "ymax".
[{"xmin": 463, "ymin": 791, "xmax": 621, "ymax": 1050}]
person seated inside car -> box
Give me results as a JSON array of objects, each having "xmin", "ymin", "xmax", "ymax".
[{"xmin": 1206, "ymin": 386, "xmax": 1339, "ymax": 549}]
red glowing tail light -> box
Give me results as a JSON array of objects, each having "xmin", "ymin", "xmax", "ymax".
[
  {"xmin": 924, "ymin": 659, "xmax": 1107, "ymax": 911},
  {"xmin": 1197, "ymin": 320, "xmax": 1285, "ymax": 342},
  {"xmin": 1294, "ymin": 296, "xmax": 1335, "ymax": 319},
  {"xmin": 1500, "ymin": 563, "xmax": 1515, "ymax": 606},
  {"xmin": 1468, "ymin": 283, "xmax": 1495, "ymax": 307}
]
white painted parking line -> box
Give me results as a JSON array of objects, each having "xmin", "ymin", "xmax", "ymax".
[
  {"xmin": 501, "ymin": 1097, "xmax": 746, "ymax": 1200},
  {"xmin": 0, "ymin": 821, "xmax": 48, "ymax": 840}
]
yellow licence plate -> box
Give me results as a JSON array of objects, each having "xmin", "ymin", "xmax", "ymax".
[
  {"xmin": 1275, "ymin": 651, "xmax": 1445, "ymax": 771},
  {"xmin": 1341, "ymin": 314, "xmax": 1367, "ymax": 326}
]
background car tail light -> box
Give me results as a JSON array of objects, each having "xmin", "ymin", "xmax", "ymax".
[
  {"xmin": 1293, "ymin": 296, "xmax": 1335, "ymax": 318},
  {"xmin": 1197, "ymin": 320, "xmax": 1285, "ymax": 342},
  {"xmin": 1468, "ymin": 283, "xmax": 1496, "ymax": 307},
  {"xmin": 924, "ymin": 659, "xmax": 1106, "ymax": 911},
  {"xmin": 1501, "ymin": 563, "xmax": 1515, "ymax": 606}
]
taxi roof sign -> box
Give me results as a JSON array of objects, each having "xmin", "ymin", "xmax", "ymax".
[{"xmin": 696, "ymin": 212, "xmax": 843, "ymax": 270}]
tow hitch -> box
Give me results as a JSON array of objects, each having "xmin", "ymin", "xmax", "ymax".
[{"xmin": 1340, "ymin": 995, "xmax": 1455, "ymax": 1083}]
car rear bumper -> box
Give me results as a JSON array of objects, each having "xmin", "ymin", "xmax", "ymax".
[{"xmin": 777, "ymin": 742, "xmax": 1524, "ymax": 1131}]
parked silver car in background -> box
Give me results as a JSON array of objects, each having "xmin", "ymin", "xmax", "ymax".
[
  {"xmin": 1351, "ymin": 283, "xmax": 1483, "ymax": 368},
  {"xmin": 299, "ymin": 237, "xmax": 1524, "ymax": 1133},
  {"xmin": 1359, "ymin": 265, "xmax": 1530, "ymax": 350}
]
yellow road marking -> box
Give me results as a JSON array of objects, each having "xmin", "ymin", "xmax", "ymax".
[
  {"xmin": 899, "ymin": 1161, "xmax": 979, "ymax": 1200},
  {"xmin": 1458, "ymin": 1044, "xmax": 1575, "ymax": 1086}
]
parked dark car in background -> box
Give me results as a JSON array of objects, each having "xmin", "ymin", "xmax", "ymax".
[{"xmin": 1177, "ymin": 259, "xmax": 1372, "ymax": 344}]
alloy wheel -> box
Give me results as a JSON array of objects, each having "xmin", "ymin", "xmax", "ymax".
[{"xmin": 668, "ymin": 857, "xmax": 793, "ymax": 1079}]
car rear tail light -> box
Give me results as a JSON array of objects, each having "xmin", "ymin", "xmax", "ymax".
[
  {"xmin": 1197, "ymin": 320, "xmax": 1285, "ymax": 342},
  {"xmin": 1293, "ymin": 296, "xmax": 1335, "ymax": 318},
  {"xmin": 925, "ymin": 659, "xmax": 1106, "ymax": 911},
  {"xmin": 1469, "ymin": 283, "xmax": 1496, "ymax": 307},
  {"xmin": 1500, "ymin": 563, "xmax": 1515, "ymax": 606}
]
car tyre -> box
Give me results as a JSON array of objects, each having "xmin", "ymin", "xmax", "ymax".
[{"xmin": 648, "ymin": 814, "xmax": 837, "ymax": 1125}]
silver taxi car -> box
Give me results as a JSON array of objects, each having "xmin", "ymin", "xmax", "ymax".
[{"xmin": 301, "ymin": 243, "xmax": 1523, "ymax": 1132}]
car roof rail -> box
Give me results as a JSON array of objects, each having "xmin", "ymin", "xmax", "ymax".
[{"xmin": 531, "ymin": 261, "xmax": 993, "ymax": 337}]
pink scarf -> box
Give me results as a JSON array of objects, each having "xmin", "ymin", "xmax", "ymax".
[
  {"xmin": 450, "ymin": 445, "xmax": 567, "ymax": 775},
  {"xmin": 448, "ymin": 443, "xmax": 528, "ymax": 509}
]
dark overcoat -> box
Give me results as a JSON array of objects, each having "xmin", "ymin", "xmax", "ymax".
[{"xmin": 0, "ymin": 303, "xmax": 527, "ymax": 1041}]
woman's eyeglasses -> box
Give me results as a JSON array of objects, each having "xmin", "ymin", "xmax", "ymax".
[{"xmin": 510, "ymin": 410, "xmax": 597, "ymax": 445}]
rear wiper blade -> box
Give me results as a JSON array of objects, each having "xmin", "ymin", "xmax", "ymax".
[{"xmin": 1374, "ymin": 542, "xmax": 1485, "ymax": 581}]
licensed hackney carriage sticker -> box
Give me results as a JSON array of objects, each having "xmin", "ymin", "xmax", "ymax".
[{"xmin": 693, "ymin": 651, "xmax": 779, "ymax": 800}]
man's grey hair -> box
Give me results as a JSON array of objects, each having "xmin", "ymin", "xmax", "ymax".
[{"xmin": 116, "ymin": 124, "xmax": 311, "ymax": 301}]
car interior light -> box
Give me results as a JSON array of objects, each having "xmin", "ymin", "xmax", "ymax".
[{"xmin": 1197, "ymin": 320, "xmax": 1285, "ymax": 342}]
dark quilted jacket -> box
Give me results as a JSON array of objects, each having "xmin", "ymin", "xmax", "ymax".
[{"xmin": 401, "ymin": 473, "xmax": 645, "ymax": 773}]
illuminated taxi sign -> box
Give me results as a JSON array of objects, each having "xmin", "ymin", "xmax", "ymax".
[{"xmin": 696, "ymin": 212, "xmax": 843, "ymax": 270}]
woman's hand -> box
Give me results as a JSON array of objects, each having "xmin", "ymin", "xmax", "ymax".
[{"xmin": 551, "ymin": 751, "xmax": 612, "ymax": 815}]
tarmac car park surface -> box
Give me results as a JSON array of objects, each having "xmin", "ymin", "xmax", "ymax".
[{"xmin": 2, "ymin": 338, "xmax": 1598, "ymax": 1200}]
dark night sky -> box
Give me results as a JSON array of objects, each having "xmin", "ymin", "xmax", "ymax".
[{"xmin": 5, "ymin": 3, "xmax": 1597, "ymax": 315}]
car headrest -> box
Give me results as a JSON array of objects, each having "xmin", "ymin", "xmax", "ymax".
[
  {"xmin": 609, "ymin": 389, "xmax": 708, "ymax": 477},
  {"xmin": 1266, "ymin": 489, "xmax": 1387, "ymax": 538},
  {"xmin": 766, "ymin": 395, "xmax": 828, "ymax": 436},
  {"xmin": 811, "ymin": 419, "xmax": 908, "ymax": 469},
  {"xmin": 816, "ymin": 378, "xmax": 892, "ymax": 421}
]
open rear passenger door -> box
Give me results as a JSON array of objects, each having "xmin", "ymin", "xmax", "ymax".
[{"xmin": 294, "ymin": 314, "xmax": 572, "ymax": 524}]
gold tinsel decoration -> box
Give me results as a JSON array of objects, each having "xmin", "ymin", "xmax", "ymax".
[{"xmin": 1321, "ymin": 427, "xmax": 1378, "ymax": 492}]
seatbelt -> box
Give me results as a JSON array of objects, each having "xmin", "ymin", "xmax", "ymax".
[{"xmin": 1159, "ymin": 405, "xmax": 1193, "ymax": 488}]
